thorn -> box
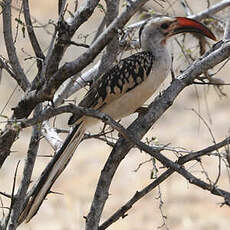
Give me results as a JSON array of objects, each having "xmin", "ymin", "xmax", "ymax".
[
  {"xmin": 122, "ymin": 213, "xmax": 128, "ymax": 218},
  {"xmin": 83, "ymin": 215, "xmax": 88, "ymax": 222},
  {"xmin": 48, "ymin": 190, "xmax": 64, "ymax": 196}
]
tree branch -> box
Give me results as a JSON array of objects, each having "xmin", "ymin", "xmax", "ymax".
[
  {"xmin": 96, "ymin": 0, "xmax": 120, "ymax": 78},
  {"xmin": 190, "ymin": 0, "xmax": 230, "ymax": 21},
  {"xmin": 23, "ymin": 0, "xmax": 45, "ymax": 71},
  {"xmin": 4, "ymin": 105, "xmax": 42, "ymax": 230},
  {"xmin": 45, "ymin": 0, "xmax": 100, "ymax": 78},
  {"xmin": 224, "ymin": 9, "xmax": 230, "ymax": 40},
  {"xmin": 0, "ymin": 57, "xmax": 18, "ymax": 82},
  {"xmin": 54, "ymin": 0, "xmax": 230, "ymax": 106},
  {"xmin": 85, "ymin": 40, "xmax": 230, "ymax": 230},
  {"xmin": 2, "ymin": 0, "xmax": 30, "ymax": 91},
  {"xmin": 99, "ymin": 136, "xmax": 230, "ymax": 229},
  {"xmin": 9, "ymin": 33, "xmax": 230, "ymax": 229},
  {"xmin": 12, "ymin": 0, "xmax": 150, "ymax": 120},
  {"xmin": 2, "ymin": 161, "xmax": 20, "ymax": 229},
  {"xmin": 0, "ymin": 128, "xmax": 19, "ymax": 168},
  {"xmin": 1, "ymin": 1, "xmax": 230, "ymax": 229},
  {"xmin": 134, "ymin": 137, "xmax": 230, "ymax": 203}
]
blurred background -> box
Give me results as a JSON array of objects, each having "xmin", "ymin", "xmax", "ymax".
[{"xmin": 1, "ymin": 0, "xmax": 230, "ymax": 229}]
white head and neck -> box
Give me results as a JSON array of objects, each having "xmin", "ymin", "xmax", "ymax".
[{"xmin": 139, "ymin": 16, "xmax": 216, "ymax": 66}]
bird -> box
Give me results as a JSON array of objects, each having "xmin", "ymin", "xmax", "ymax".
[{"xmin": 19, "ymin": 16, "xmax": 216, "ymax": 223}]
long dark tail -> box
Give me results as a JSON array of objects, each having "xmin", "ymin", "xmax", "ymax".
[{"xmin": 19, "ymin": 122, "xmax": 86, "ymax": 223}]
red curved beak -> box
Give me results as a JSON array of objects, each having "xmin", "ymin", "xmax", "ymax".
[{"xmin": 172, "ymin": 17, "xmax": 216, "ymax": 41}]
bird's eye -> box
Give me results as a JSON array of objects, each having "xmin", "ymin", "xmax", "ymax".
[{"xmin": 160, "ymin": 23, "xmax": 169, "ymax": 30}]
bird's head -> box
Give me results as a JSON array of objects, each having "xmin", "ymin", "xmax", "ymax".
[{"xmin": 139, "ymin": 16, "xmax": 216, "ymax": 50}]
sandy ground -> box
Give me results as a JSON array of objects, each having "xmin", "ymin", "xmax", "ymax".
[{"xmin": 1, "ymin": 0, "xmax": 230, "ymax": 229}]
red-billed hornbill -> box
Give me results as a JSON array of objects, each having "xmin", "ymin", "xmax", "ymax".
[{"xmin": 20, "ymin": 16, "xmax": 216, "ymax": 222}]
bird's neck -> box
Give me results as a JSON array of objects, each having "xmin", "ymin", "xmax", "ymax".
[
  {"xmin": 143, "ymin": 41, "xmax": 171, "ymax": 73},
  {"xmin": 143, "ymin": 40, "xmax": 170, "ymax": 61}
]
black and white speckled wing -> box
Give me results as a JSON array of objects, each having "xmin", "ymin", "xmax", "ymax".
[{"xmin": 68, "ymin": 51, "xmax": 154, "ymax": 125}]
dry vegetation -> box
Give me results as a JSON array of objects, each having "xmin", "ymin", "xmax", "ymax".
[{"xmin": 1, "ymin": 0, "xmax": 230, "ymax": 229}]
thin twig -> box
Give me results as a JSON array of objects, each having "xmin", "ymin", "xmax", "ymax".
[
  {"xmin": 3, "ymin": 161, "xmax": 20, "ymax": 229},
  {"xmin": 0, "ymin": 192, "xmax": 12, "ymax": 199},
  {"xmin": 23, "ymin": 0, "xmax": 45, "ymax": 71},
  {"xmin": 96, "ymin": 0, "xmax": 120, "ymax": 79},
  {"xmin": 12, "ymin": 0, "xmax": 151, "ymax": 120},
  {"xmin": 5, "ymin": 105, "xmax": 42, "ymax": 229},
  {"xmin": 99, "ymin": 136, "xmax": 230, "ymax": 229},
  {"xmin": 2, "ymin": 0, "xmax": 30, "ymax": 91},
  {"xmin": 190, "ymin": 0, "xmax": 230, "ymax": 21},
  {"xmin": 224, "ymin": 9, "xmax": 230, "ymax": 40}
]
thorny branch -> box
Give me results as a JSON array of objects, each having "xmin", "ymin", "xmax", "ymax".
[
  {"xmin": 2, "ymin": 0, "xmax": 30, "ymax": 91},
  {"xmin": 12, "ymin": 0, "xmax": 150, "ymax": 120},
  {"xmin": 0, "ymin": 0, "xmax": 151, "ymax": 169},
  {"xmin": 0, "ymin": 0, "xmax": 229, "ymax": 167},
  {"xmin": 54, "ymin": 0, "xmax": 230, "ymax": 112},
  {"xmin": 45, "ymin": 0, "xmax": 100, "ymax": 79},
  {"xmin": 23, "ymin": 0, "xmax": 45, "ymax": 71},
  {"xmin": 1, "ymin": 0, "xmax": 230, "ymax": 229},
  {"xmin": 85, "ymin": 39, "xmax": 230, "ymax": 230},
  {"xmin": 3, "ymin": 105, "xmax": 42, "ymax": 230},
  {"xmin": 16, "ymin": 100, "xmax": 230, "ymax": 229},
  {"xmin": 99, "ymin": 136, "xmax": 230, "ymax": 229},
  {"xmin": 96, "ymin": 0, "xmax": 120, "ymax": 78},
  {"xmin": 224, "ymin": 7, "xmax": 230, "ymax": 40},
  {"xmin": 2, "ymin": 161, "xmax": 20, "ymax": 230}
]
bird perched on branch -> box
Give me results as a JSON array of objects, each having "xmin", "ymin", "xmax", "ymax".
[{"xmin": 19, "ymin": 16, "xmax": 216, "ymax": 222}]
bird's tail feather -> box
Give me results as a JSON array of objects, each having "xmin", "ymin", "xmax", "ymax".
[{"xmin": 18, "ymin": 122, "xmax": 86, "ymax": 223}]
